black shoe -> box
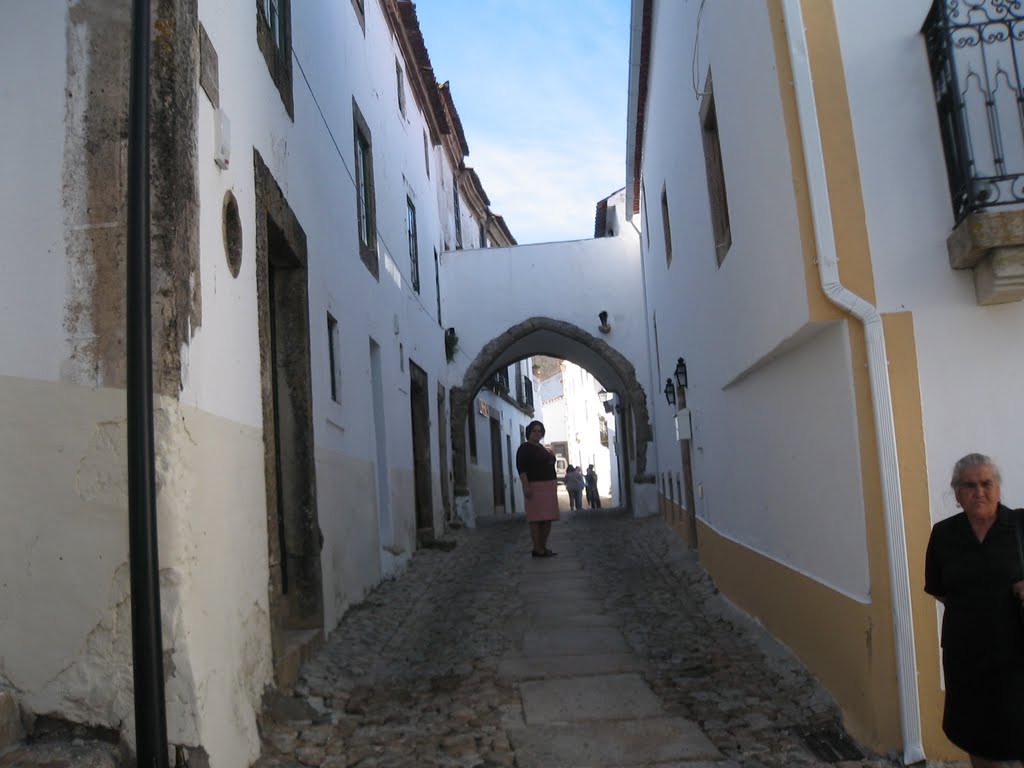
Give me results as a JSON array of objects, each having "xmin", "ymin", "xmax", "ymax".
[
  {"xmin": 543, "ymin": 549, "xmax": 558, "ymax": 557},
  {"xmin": 531, "ymin": 550, "xmax": 545, "ymax": 558}
]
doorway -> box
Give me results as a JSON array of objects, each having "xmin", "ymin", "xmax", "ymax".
[
  {"xmin": 489, "ymin": 417, "xmax": 505, "ymax": 515},
  {"xmin": 409, "ymin": 361, "xmax": 434, "ymax": 542},
  {"xmin": 255, "ymin": 152, "xmax": 323, "ymax": 682},
  {"xmin": 437, "ymin": 384, "xmax": 452, "ymax": 522},
  {"xmin": 505, "ymin": 434, "xmax": 515, "ymax": 515}
]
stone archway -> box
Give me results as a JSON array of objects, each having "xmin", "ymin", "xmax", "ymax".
[{"xmin": 449, "ymin": 317, "xmax": 654, "ymax": 501}]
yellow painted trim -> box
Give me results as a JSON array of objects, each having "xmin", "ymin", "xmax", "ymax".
[
  {"xmin": 883, "ymin": 313, "xmax": 963, "ymax": 760},
  {"xmin": 767, "ymin": 0, "xmax": 876, "ymax": 319},
  {"xmin": 767, "ymin": 0, "xmax": 830, "ymax": 321},
  {"xmin": 697, "ymin": 521, "xmax": 898, "ymax": 750}
]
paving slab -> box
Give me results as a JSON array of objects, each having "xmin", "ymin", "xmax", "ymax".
[
  {"xmin": 531, "ymin": 598, "xmax": 606, "ymax": 619},
  {"xmin": 520, "ymin": 574, "xmax": 594, "ymax": 594},
  {"xmin": 498, "ymin": 652, "xmax": 648, "ymax": 680},
  {"xmin": 523, "ymin": 625, "xmax": 628, "ymax": 656},
  {"xmin": 526, "ymin": 612, "xmax": 618, "ymax": 628},
  {"xmin": 519, "ymin": 673, "xmax": 662, "ymax": 723},
  {"xmin": 508, "ymin": 717, "xmax": 721, "ymax": 767},
  {"xmin": 520, "ymin": 584, "xmax": 595, "ymax": 602},
  {"xmin": 523, "ymin": 559, "xmax": 582, "ymax": 574}
]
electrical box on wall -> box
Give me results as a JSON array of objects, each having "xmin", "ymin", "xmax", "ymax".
[{"xmin": 214, "ymin": 108, "xmax": 231, "ymax": 169}]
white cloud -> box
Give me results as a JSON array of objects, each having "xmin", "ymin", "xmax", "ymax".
[{"xmin": 471, "ymin": 135, "xmax": 625, "ymax": 245}]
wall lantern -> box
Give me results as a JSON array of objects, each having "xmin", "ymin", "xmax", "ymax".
[
  {"xmin": 598, "ymin": 310, "xmax": 611, "ymax": 334},
  {"xmin": 598, "ymin": 389, "xmax": 614, "ymax": 413},
  {"xmin": 673, "ymin": 357, "xmax": 688, "ymax": 389},
  {"xmin": 664, "ymin": 378, "xmax": 676, "ymax": 406}
]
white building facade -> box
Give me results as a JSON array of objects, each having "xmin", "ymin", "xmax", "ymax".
[
  {"xmin": 627, "ymin": 0, "xmax": 1024, "ymax": 761},
  {"xmin": 0, "ymin": 1, "xmax": 522, "ymax": 765}
]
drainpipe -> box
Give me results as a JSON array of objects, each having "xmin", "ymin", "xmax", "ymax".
[
  {"xmin": 126, "ymin": 0, "xmax": 170, "ymax": 765},
  {"xmin": 780, "ymin": 1, "xmax": 924, "ymax": 763}
]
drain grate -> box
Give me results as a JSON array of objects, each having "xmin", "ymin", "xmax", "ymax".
[{"xmin": 796, "ymin": 724, "xmax": 865, "ymax": 762}]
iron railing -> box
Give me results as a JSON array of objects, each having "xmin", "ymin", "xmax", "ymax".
[{"xmin": 924, "ymin": 0, "xmax": 1024, "ymax": 224}]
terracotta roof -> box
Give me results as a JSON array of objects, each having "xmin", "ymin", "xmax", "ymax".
[
  {"xmin": 631, "ymin": 0, "xmax": 653, "ymax": 215},
  {"xmin": 463, "ymin": 168, "xmax": 490, "ymax": 207},
  {"xmin": 395, "ymin": 1, "xmax": 450, "ymax": 139},
  {"xmin": 491, "ymin": 214, "xmax": 517, "ymax": 246},
  {"xmin": 439, "ymin": 81, "xmax": 470, "ymax": 157}
]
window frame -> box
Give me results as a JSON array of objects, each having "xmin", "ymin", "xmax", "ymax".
[
  {"xmin": 350, "ymin": 0, "xmax": 366, "ymax": 32},
  {"xmin": 453, "ymin": 176, "xmax": 463, "ymax": 249},
  {"xmin": 407, "ymin": 196, "xmax": 420, "ymax": 293},
  {"xmin": 352, "ymin": 100, "xmax": 378, "ymax": 279},
  {"xmin": 660, "ymin": 184, "xmax": 673, "ymax": 267},
  {"xmin": 395, "ymin": 57, "xmax": 407, "ymax": 118},
  {"xmin": 327, "ymin": 312, "xmax": 340, "ymax": 403},
  {"xmin": 700, "ymin": 72, "xmax": 732, "ymax": 267},
  {"xmin": 256, "ymin": 0, "xmax": 293, "ymax": 118}
]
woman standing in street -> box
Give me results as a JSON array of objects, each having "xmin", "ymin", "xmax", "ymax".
[
  {"xmin": 516, "ymin": 420, "xmax": 559, "ymax": 557},
  {"xmin": 924, "ymin": 453, "xmax": 1024, "ymax": 767}
]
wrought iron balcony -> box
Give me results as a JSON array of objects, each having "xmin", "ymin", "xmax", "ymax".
[{"xmin": 924, "ymin": 0, "xmax": 1024, "ymax": 224}]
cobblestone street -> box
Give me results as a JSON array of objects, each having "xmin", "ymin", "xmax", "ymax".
[{"xmin": 254, "ymin": 509, "xmax": 902, "ymax": 768}]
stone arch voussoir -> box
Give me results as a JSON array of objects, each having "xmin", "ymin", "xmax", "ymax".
[{"xmin": 449, "ymin": 317, "xmax": 653, "ymax": 499}]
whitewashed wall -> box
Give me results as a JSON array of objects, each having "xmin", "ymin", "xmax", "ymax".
[
  {"xmin": 833, "ymin": 0, "xmax": 1024, "ymax": 520},
  {"xmin": 1, "ymin": 0, "xmax": 500, "ymax": 765},
  {"xmin": 442, "ymin": 236, "xmax": 646, "ymax": 386},
  {"xmin": 194, "ymin": 0, "xmax": 480, "ymax": 640},
  {"xmin": 0, "ymin": 1, "xmax": 67, "ymax": 382},
  {"xmin": 635, "ymin": 0, "xmax": 872, "ymax": 597}
]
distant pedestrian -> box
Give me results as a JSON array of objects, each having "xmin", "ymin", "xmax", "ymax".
[
  {"xmin": 516, "ymin": 420, "xmax": 559, "ymax": 557},
  {"xmin": 924, "ymin": 453, "xmax": 1024, "ymax": 767},
  {"xmin": 585, "ymin": 465, "xmax": 601, "ymax": 508},
  {"xmin": 564, "ymin": 465, "xmax": 585, "ymax": 511}
]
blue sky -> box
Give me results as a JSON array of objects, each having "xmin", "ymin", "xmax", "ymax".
[{"xmin": 415, "ymin": 1, "xmax": 631, "ymax": 245}]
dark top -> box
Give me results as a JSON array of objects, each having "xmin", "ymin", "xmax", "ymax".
[
  {"xmin": 924, "ymin": 503, "xmax": 1024, "ymax": 667},
  {"xmin": 516, "ymin": 442, "xmax": 556, "ymax": 482}
]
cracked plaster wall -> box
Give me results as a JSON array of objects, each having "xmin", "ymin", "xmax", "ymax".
[
  {"xmin": 1, "ymin": 4, "xmax": 270, "ymax": 765},
  {"xmin": 0, "ymin": 378, "xmax": 272, "ymax": 766}
]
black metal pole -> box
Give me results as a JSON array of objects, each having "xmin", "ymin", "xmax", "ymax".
[{"xmin": 126, "ymin": 0, "xmax": 169, "ymax": 765}]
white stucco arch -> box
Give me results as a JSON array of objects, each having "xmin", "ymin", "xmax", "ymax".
[{"xmin": 439, "ymin": 233, "xmax": 658, "ymax": 516}]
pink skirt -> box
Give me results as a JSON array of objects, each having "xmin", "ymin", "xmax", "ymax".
[{"xmin": 525, "ymin": 480, "xmax": 560, "ymax": 522}]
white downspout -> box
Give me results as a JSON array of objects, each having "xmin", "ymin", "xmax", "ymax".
[{"xmin": 780, "ymin": 1, "xmax": 925, "ymax": 763}]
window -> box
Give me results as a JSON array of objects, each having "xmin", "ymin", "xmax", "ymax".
[
  {"xmin": 453, "ymin": 176, "xmax": 463, "ymax": 249},
  {"xmin": 423, "ymin": 130, "xmax": 430, "ymax": 178},
  {"xmin": 327, "ymin": 312, "xmax": 340, "ymax": 402},
  {"xmin": 396, "ymin": 58, "xmax": 406, "ymax": 117},
  {"xmin": 479, "ymin": 221, "xmax": 487, "ymax": 248},
  {"xmin": 642, "ymin": 178, "xmax": 651, "ymax": 248},
  {"xmin": 256, "ymin": 0, "xmax": 293, "ymax": 118},
  {"xmin": 468, "ymin": 412, "xmax": 478, "ymax": 464},
  {"xmin": 661, "ymin": 184, "xmax": 673, "ymax": 267},
  {"xmin": 350, "ymin": 0, "xmax": 365, "ymax": 32},
  {"xmin": 352, "ymin": 100, "xmax": 378, "ymax": 278},
  {"xmin": 407, "ymin": 197, "xmax": 420, "ymax": 293},
  {"xmin": 700, "ymin": 72, "xmax": 731, "ymax": 267},
  {"xmin": 433, "ymin": 247, "xmax": 441, "ymax": 324}
]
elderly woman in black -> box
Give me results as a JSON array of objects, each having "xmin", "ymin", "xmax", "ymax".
[
  {"xmin": 925, "ymin": 453, "xmax": 1024, "ymax": 767},
  {"xmin": 516, "ymin": 420, "xmax": 559, "ymax": 557}
]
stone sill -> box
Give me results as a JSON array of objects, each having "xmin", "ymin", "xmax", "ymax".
[{"xmin": 947, "ymin": 209, "xmax": 1024, "ymax": 305}]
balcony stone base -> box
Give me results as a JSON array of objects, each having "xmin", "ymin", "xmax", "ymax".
[{"xmin": 947, "ymin": 209, "xmax": 1024, "ymax": 305}]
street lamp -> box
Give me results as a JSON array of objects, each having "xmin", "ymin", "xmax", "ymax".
[
  {"xmin": 664, "ymin": 378, "xmax": 676, "ymax": 406},
  {"xmin": 674, "ymin": 357, "xmax": 688, "ymax": 389}
]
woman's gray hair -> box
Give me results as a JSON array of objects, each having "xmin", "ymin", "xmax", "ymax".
[{"xmin": 950, "ymin": 453, "xmax": 1001, "ymax": 489}]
